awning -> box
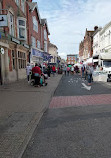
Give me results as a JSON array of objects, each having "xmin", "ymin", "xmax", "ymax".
[
  {"xmin": 93, "ymin": 55, "xmax": 99, "ymax": 59},
  {"xmin": 100, "ymin": 53, "xmax": 111, "ymax": 60},
  {"xmin": 86, "ymin": 58, "xmax": 93, "ymax": 64},
  {"xmin": 93, "ymin": 59, "xmax": 98, "ymax": 63}
]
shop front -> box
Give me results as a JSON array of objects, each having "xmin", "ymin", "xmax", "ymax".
[{"xmin": 0, "ymin": 37, "xmax": 29, "ymax": 84}]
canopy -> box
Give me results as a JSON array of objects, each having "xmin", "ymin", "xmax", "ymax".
[
  {"xmin": 100, "ymin": 53, "xmax": 111, "ymax": 60},
  {"xmin": 93, "ymin": 59, "xmax": 98, "ymax": 63}
]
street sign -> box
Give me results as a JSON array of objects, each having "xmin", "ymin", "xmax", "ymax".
[{"xmin": 0, "ymin": 15, "xmax": 8, "ymax": 27}]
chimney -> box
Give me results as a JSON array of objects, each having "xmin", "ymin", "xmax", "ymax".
[{"xmin": 94, "ymin": 26, "xmax": 98, "ymax": 31}]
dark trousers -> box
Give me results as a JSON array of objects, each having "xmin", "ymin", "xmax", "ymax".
[
  {"xmin": 27, "ymin": 75, "xmax": 29, "ymax": 81},
  {"xmin": 34, "ymin": 76, "xmax": 40, "ymax": 85}
]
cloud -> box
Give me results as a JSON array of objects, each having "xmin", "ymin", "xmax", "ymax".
[{"xmin": 33, "ymin": 0, "xmax": 111, "ymax": 59}]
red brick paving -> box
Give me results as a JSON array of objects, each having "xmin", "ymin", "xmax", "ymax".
[{"xmin": 49, "ymin": 94, "xmax": 111, "ymax": 108}]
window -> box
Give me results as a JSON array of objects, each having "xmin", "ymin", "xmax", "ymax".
[
  {"xmin": 18, "ymin": 51, "xmax": 26, "ymax": 69},
  {"xmin": 44, "ymin": 29, "xmax": 47, "ymax": 40},
  {"xmin": 21, "ymin": 0, "xmax": 25, "ymax": 13},
  {"xmin": 18, "ymin": 17, "xmax": 26, "ymax": 40},
  {"xmin": 44, "ymin": 41, "xmax": 47, "ymax": 52},
  {"xmin": 0, "ymin": 2, "xmax": 2, "ymax": 14},
  {"xmin": 9, "ymin": 12, "xmax": 14, "ymax": 36},
  {"xmin": 15, "ymin": 0, "xmax": 19, "ymax": 6},
  {"xmin": 33, "ymin": 16, "xmax": 38, "ymax": 32},
  {"xmin": 37, "ymin": 40, "xmax": 40, "ymax": 49},
  {"xmin": 31, "ymin": 36, "xmax": 36, "ymax": 47},
  {"xmin": 12, "ymin": 50, "xmax": 16, "ymax": 69}
]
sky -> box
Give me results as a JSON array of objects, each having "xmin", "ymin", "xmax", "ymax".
[{"xmin": 33, "ymin": 0, "xmax": 111, "ymax": 59}]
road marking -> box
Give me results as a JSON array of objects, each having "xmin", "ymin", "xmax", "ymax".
[{"xmin": 81, "ymin": 83, "xmax": 91, "ymax": 91}]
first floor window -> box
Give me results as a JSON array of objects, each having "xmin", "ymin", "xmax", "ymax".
[
  {"xmin": 15, "ymin": 0, "xmax": 19, "ymax": 6},
  {"xmin": 31, "ymin": 36, "xmax": 36, "ymax": 47},
  {"xmin": 18, "ymin": 17, "xmax": 26, "ymax": 40},
  {"xmin": 9, "ymin": 12, "xmax": 14, "ymax": 36},
  {"xmin": 32, "ymin": 16, "xmax": 38, "ymax": 32},
  {"xmin": 21, "ymin": 0, "xmax": 25, "ymax": 13},
  {"xmin": 44, "ymin": 41, "xmax": 47, "ymax": 52},
  {"xmin": 18, "ymin": 51, "xmax": 26, "ymax": 69},
  {"xmin": 37, "ymin": 40, "xmax": 40, "ymax": 49}
]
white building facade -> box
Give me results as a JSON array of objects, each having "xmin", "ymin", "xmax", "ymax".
[{"xmin": 93, "ymin": 22, "xmax": 111, "ymax": 67}]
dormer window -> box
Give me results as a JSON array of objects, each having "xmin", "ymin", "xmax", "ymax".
[{"xmin": 17, "ymin": 17, "xmax": 27, "ymax": 40}]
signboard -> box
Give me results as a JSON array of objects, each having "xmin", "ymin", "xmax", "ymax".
[
  {"xmin": 0, "ymin": 15, "xmax": 8, "ymax": 27},
  {"xmin": 11, "ymin": 37, "xmax": 20, "ymax": 44},
  {"xmin": 32, "ymin": 48, "xmax": 43, "ymax": 57}
]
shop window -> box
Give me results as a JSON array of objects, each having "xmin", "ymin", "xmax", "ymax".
[
  {"xmin": 17, "ymin": 17, "xmax": 27, "ymax": 40},
  {"xmin": 18, "ymin": 51, "xmax": 26, "ymax": 69},
  {"xmin": 12, "ymin": 50, "xmax": 15, "ymax": 69}
]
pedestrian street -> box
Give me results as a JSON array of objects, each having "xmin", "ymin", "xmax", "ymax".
[{"xmin": 22, "ymin": 74, "xmax": 111, "ymax": 158}]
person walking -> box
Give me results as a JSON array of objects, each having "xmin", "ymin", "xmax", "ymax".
[
  {"xmin": 71, "ymin": 65, "xmax": 74, "ymax": 75},
  {"xmin": 67, "ymin": 66, "xmax": 70, "ymax": 76},
  {"xmin": 87, "ymin": 65, "xmax": 93, "ymax": 85},
  {"xmin": 32, "ymin": 63, "xmax": 41, "ymax": 87},
  {"xmin": 52, "ymin": 65, "xmax": 56, "ymax": 76},
  {"xmin": 63, "ymin": 65, "xmax": 67, "ymax": 75},
  {"xmin": 47, "ymin": 65, "xmax": 51, "ymax": 77},
  {"xmin": 26, "ymin": 62, "xmax": 32, "ymax": 83}
]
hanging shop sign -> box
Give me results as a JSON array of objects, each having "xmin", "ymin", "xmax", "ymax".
[
  {"xmin": 11, "ymin": 37, "xmax": 20, "ymax": 44},
  {"xmin": 32, "ymin": 48, "xmax": 43, "ymax": 57},
  {"xmin": 0, "ymin": 15, "xmax": 8, "ymax": 27}
]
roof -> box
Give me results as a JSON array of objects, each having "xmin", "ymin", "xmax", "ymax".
[
  {"xmin": 27, "ymin": 2, "xmax": 41, "ymax": 22},
  {"xmin": 41, "ymin": 19, "xmax": 50, "ymax": 35},
  {"xmin": 49, "ymin": 42, "xmax": 58, "ymax": 49}
]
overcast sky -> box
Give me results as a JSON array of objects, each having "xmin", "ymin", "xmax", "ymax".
[{"xmin": 33, "ymin": 0, "xmax": 111, "ymax": 59}]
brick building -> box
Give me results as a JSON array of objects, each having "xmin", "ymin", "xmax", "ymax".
[
  {"xmin": 79, "ymin": 27, "xmax": 98, "ymax": 62},
  {"xmin": 0, "ymin": 0, "xmax": 29, "ymax": 84},
  {"xmin": 27, "ymin": 1, "xmax": 50, "ymax": 65},
  {"xmin": 0, "ymin": 0, "xmax": 50, "ymax": 84},
  {"xmin": 67, "ymin": 54, "xmax": 78, "ymax": 65},
  {"xmin": 79, "ymin": 40, "xmax": 84, "ymax": 62}
]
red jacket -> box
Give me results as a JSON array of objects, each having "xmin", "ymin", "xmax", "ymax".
[
  {"xmin": 32, "ymin": 66, "xmax": 41, "ymax": 75},
  {"xmin": 52, "ymin": 66, "xmax": 56, "ymax": 71}
]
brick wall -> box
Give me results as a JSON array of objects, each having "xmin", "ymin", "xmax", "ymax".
[
  {"xmin": 2, "ymin": 0, "xmax": 26, "ymax": 38},
  {"xmin": 8, "ymin": 49, "xmax": 12, "ymax": 71}
]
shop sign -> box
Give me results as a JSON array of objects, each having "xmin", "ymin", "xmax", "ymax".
[
  {"xmin": 32, "ymin": 48, "xmax": 43, "ymax": 57},
  {"xmin": 11, "ymin": 37, "xmax": 20, "ymax": 44},
  {"xmin": 0, "ymin": 15, "xmax": 8, "ymax": 27},
  {"xmin": 23, "ymin": 44, "xmax": 29, "ymax": 49}
]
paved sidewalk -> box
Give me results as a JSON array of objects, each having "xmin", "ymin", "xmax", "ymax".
[{"xmin": 0, "ymin": 74, "xmax": 62, "ymax": 158}]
